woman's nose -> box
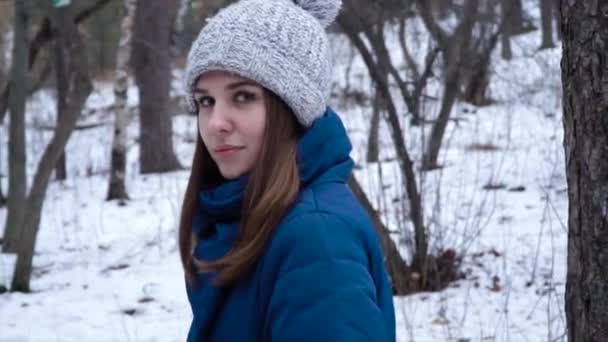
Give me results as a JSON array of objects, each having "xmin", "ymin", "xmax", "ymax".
[{"xmin": 208, "ymin": 103, "xmax": 232, "ymax": 133}]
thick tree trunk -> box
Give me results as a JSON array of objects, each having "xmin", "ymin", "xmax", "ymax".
[
  {"xmin": 506, "ymin": 0, "xmax": 525, "ymax": 34},
  {"xmin": 562, "ymin": 1, "xmax": 608, "ymax": 340},
  {"xmin": 132, "ymin": 0, "xmax": 182, "ymax": 174},
  {"xmin": 540, "ymin": 0, "xmax": 555, "ymax": 49},
  {"xmin": 11, "ymin": 3, "xmax": 93, "ymax": 292},
  {"xmin": 107, "ymin": 0, "xmax": 136, "ymax": 202},
  {"xmin": 3, "ymin": 0, "xmax": 30, "ymax": 254}
]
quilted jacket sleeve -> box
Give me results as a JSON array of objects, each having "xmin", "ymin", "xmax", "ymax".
[{"xmin": 265, "ymin": 212, "xmax": 395, "ymax": 342}]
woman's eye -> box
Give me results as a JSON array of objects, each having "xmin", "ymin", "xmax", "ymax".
[
  {"xmin": 197, "ymin": 96, "xmax": 214, "ymax": 108},
  {"xmin": 234, "ymin": 91, "xmax": 256, "ymax": 103}
]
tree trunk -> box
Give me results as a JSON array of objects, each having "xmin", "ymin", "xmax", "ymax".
[
  {"xmin": 171, "ymin": 0, "xmax": 190, "ymax": 57},
  {"xmin": 506, "ymin": 0, "xmax": 525, "ymax": 34},
  {"xmin": 54, "ymin": 35, "xmax": 67, "ymax": 181},
  {"xmin": 2, "ymin": 0, "xmax": 30, "ymax": 254},
  {"xmin": 107, "ymin": 0, "xmax": 136, "ymax": 202},
  {"xmin": 462, "ymin": 30, "xmax": 499, "ymax": 106},
  {"xmin": 422, "ymin": 65, "xmax": 460, "ymax": 170},
  {"xmin": 11, "ymin": 3, "xmax": 93, "ymax": 292},
  {"xmin": 540, "ymin": 0, "xmax": 555, "ymax": 49},
  {"xmin": 500, "ymin": 0, "xmax": 513, "ymax": 60},
  {"xmin": 553, "ymin": 0, "xmax": 561, "ymax": 41},
  {"xmin": 366, "ymin": 90, "xmax": 381, "ymax": 163},
  {"xmin": 421, "ymin": 0, "xmax": 479, "ymax": 170},
  {"xmin": 132, "ymin": 0, "xmax": 182, "ymax": 174},
  {"xmin": 433, "ymin": 0, "xmax": 450, "ymax": 19},
  {"xmin": 562, "ymin": 1, "xmax": 608, "ymax": 340}
]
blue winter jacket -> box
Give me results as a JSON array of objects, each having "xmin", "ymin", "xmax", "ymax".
[{"xmin": 186, "ymin": 108, "xmax": 396, "ymax": 341}]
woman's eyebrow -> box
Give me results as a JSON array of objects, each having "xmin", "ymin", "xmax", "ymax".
[{"xmin": 194, "ymin": 81, "xmax": 259, "ymax": 94}]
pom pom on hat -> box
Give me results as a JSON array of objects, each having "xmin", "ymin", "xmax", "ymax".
[{"xmin": 292, "ymin": 0, "xmax": 342, "ymax": 27}]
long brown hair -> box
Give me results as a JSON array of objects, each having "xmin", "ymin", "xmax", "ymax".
[{"xmin": 178, "ymin": 89, "xmax": 303, "ymax": 287}]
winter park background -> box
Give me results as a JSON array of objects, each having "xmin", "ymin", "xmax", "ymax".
[{"xmin": 0, "ymin": 1, "xmax": 571, "ymax": 341}]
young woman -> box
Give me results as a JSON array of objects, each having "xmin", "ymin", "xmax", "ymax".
[{"xmin": 179, "ymin": 0, "xmax": 396, "ymax": 340}]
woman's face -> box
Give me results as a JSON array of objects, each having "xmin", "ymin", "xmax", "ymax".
[{"xmin": 195, "ymin": 71, "xmax": 267, "ymax": 179}]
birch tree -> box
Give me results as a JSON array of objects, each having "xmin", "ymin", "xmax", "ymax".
[{"xmin": 107, "ymin": 0, "xmax": 136, "ymax": 202}]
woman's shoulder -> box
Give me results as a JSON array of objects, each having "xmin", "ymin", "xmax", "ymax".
[
  {"xmin": 286, "ymin": 181, "xmax": 371, "ymax": 227},
  {"xmin": 265, "ymin": 181, "xmax": 381, "ymax": 269}
]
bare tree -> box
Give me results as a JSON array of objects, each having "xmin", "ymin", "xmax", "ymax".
[
  {"xmin": 562, "ymin": 1, "xmax": 608, "ymax": 340},
  {"xmin": 1, "ymin": 0, "xmax": 113, "ymax": 253},
  {"xmin": 132, "ymin": 0, "xmax": 182, "ymax": 173},
  {"xmin": 107, "ymin": 0, "xmax": 136, "ymax": 203},
  {"xmin": 338, "ymin": 0, "xmax": 440, "ymax": 293},
  {"xmin": 10, "ymin": 2, "xmax": 93, "ymax": 292},
  {"xmin": 415, "ymin": 0, "xmax": 483, "ymax": 169},
  {"xmin": 0, "ymin": 0, "xmax": 114, "ymax": 125},
  {"xmin": 540, "ymin": 0, "xmax": 556, "ymax": 49},
  {"xmin": 2, "ymin": 0, "xmax": 30, "ymax": 254}
]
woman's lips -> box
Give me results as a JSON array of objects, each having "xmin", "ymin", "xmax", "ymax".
[{"xmin": 214, "ymin": 145, "xmax": 244, "ymax": 158}]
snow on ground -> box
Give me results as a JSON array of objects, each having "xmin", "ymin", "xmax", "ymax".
[{"xmin": 0, "ymin": 21, "xmax": 565, "ymax": 342}]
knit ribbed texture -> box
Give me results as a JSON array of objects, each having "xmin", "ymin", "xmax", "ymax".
[{"xmin": 185, "ymin": 0, "xmax": 341, "ymax": 128}]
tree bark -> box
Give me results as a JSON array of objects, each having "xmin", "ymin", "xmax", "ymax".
[
  {"xmin": 540, "ymin": 0, "xmax": 556, "ymax": 49},
  {"xmin": 562, "ymin": 1, "xmax": 608, "ymax": 340},
  {"xmin": 506, "ymin": 0, "xmax": 525, "ymax": 34},
  {"xmin": 171, "ymin": 0, "xmax": 190, "ymax": 57},
  {"xmin": 500, "ymin": 0, "xmax": 513, "ymax": 60},
  {"xmin": 53, "ymin": 34, "xmax": 67, "ymax": 181},
  {"xmin": 11, "ymin": 3, "xmax": 93, "ymax": 292},
  {"xmin": 107, "ymin": 0, "xmax": 136, "ymax": 202},
  {"xmin": 3, "ymin": 0, "xmax": 30, "ymax": 254},
  {"xmin": 132, "ymin": 0, "xmax": 182, "ymax": 174},
  {"xmin": 462, "ymin": 29, "xmax": 500, "ymax": 106},
  {"xmin": 366, "ymin": 90, "xmax": 381, "ymax": 163},
  {"xmin": 433, "ymin": 0, "xmax": 450, "ymax": 19}
]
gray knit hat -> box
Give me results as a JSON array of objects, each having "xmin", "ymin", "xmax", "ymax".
[{"xmin": 185, "ymin": 0, "xmax": 341, "ymax": 128}]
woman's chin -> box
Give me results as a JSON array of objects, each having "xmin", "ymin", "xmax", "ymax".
[{"xmin": 218, "ymin": 166, "xmax": 247, "ymax": 180}]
